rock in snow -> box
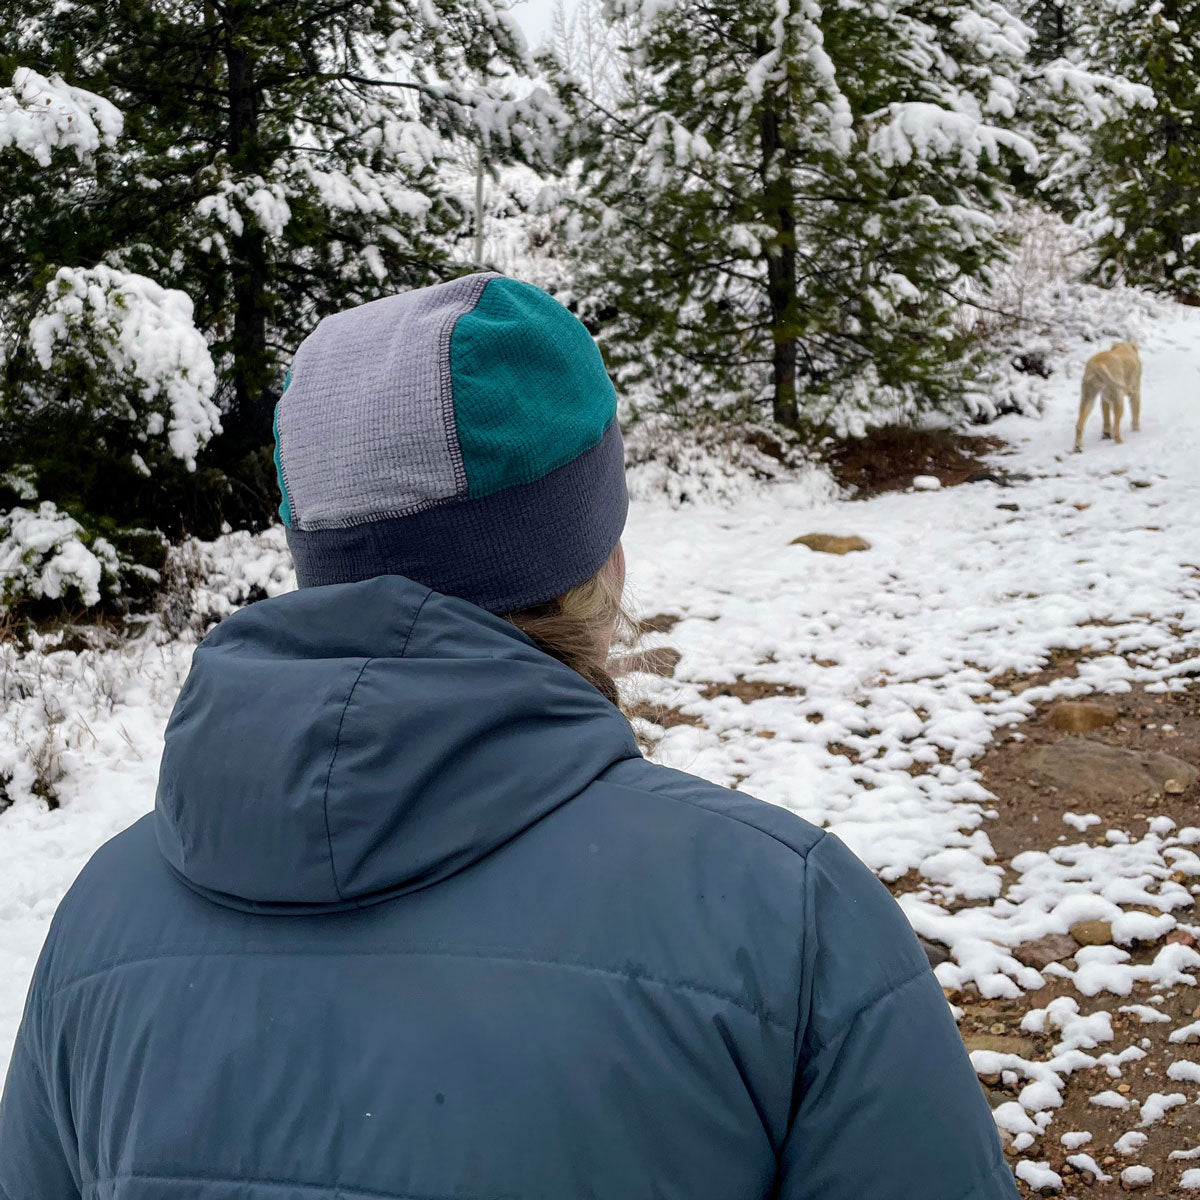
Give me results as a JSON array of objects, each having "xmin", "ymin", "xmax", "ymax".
[
  {"xmin": 1046, "ymin": 700, "xmax": 1118, "ymax": 732},
  {"xmin": 1069, "ymin": 920, "xmax": 1114, "ymax": 947},
  {"xmin": 1014, "ymin": 933, "xmax": 1080, "ymax": 969},
  {"xmin": 1028, "ymin": 738, "xmax": 1198, "ymax": 803},
  {"xmin": 789, "ymin": 533, "xmax": 871, "ymax": 554}
]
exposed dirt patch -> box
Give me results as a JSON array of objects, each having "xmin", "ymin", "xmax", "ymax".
[
  {"xmin": 697, "ymin": 678, "xmax": 805, "ymax": 702},
  {"xmin": 953, "ymin": 959, "xmax": 1200, "ymax": 1196},
  {"xmin": 624, "ymin": 699, "xmax": 705, "ymax": 730},
  {"xmin": 978, "ymin": 682, "xmax": 1200, "ymax": 863},
  {"xmin": 949, "ymin": 673, "xmax": 1200, "ymax": 1196},
  {"xmin": 825, "ymin": 425, "xmax": 1009, "ymax": 499},
  {"xmin": 637, "ymin": 612, "xmax": 682, "ymax": 636}
]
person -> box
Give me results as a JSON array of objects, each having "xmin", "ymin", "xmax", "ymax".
[{"xmin": 0, "ymin": 273, "xmax": 1017, "ymax": 1200}]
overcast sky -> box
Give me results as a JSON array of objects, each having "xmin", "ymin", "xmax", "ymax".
[{"xmin": 510, "ymin": 0, "xmax": 573, "ymax": 52}]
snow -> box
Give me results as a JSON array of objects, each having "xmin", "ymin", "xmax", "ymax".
[
  {"xmin": 1115, "ymin": 1131, "xmax": 1149, "ymax": 1154},
  {"xmin": 1138, "ymin": 1091, "xmax": 1188, "ymax": 1126},
  {"xmin": 1119, "ymin": 1004, "xmax": 1171, "ymax": 1024},
  {"xmin": 993, "ymin": 1101, "xmax": 1039, "ymax": 1135},
  {"xmin": 1059, "ymin": 1131, "xmax": 1091, "ymax": 1149},
  {"xmin": 0, "ymin": 503, "xmax": 118, "ymax": 608},
  {"xmin": 1183, "ymin": 1169, "xmax": 1200, "ymax": 1190},
  {"xmin": 870, "ymin": 102, "xmax": 1038, "ymax": 172},
  {"xmin": 28, "ymin": 266, "xmax": 221, "ymax": 470},
  {"xmin": 1169, "ymin": 1060, "xmax": 1200, "ymax": 1085},
  {"xmin": 0, "ymin": 68, "xmax": 122, "ymax": 166},
  {"xmin": 1120, "ymin": 1165, "xmax": 1154, "ymax": 1188},
  {"xmin": 1066, "ymin": 1152, "xmax": 1110, "ymax": 1181},
  {"xmin": 1015, "ymin": 1160, "xmax": 1061, "ymax": 1191}
]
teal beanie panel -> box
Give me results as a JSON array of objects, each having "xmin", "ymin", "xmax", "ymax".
[{"xmin": 449, "ymin": 278, "xmax": 618, "ymax": 499}]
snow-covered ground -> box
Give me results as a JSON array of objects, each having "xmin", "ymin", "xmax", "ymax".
[
  {"xmin": 623, "ymin": 306, "xmax": 1200, "ymax": 997},
  {"xmin": 2, "ymin": 302, "xmax": 1199, "ymax": 1187}
]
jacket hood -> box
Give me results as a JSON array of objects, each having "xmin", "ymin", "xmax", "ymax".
[{"xmin": 154, "ymin": 575, "xmax": 640, "ymax": 913}]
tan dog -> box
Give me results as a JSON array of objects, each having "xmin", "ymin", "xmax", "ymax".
[{"xmin": 1075, "ymin": 341, "xmax": 1142, "ymax": 453}]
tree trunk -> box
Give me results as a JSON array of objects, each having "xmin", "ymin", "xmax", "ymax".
[
  {"xmin": 224, "ymin": 9, "xmax": 272, "ymax": 451},
  {"xmin": 473, "ymin": 158, "xmax": 487, "ymax": 265},
  {"xmin": 756, "ymin": 35, "xmax": 800, "ymax": 430}
]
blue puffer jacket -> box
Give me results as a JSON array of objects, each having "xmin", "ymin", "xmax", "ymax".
[{"xmin": 0, "ymin": 576, "xmax": 1017, "ymax": 1200}]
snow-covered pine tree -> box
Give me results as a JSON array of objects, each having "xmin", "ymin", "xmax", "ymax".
[
  {"xmin": 1077, "ymin": 0, "xmax": 1200, "ymax": 299},
  {"xmin": 1004, "ymin": 0, "xmax": 1153, "ymax": 221},
  {"xmin": 1023, "ymin": 0, "xmax": 1080, "ymax": 62},
  {"xmin": 0, "ymin": 0, "xmax": 558, "ymax": 525},
  {"xmin": 0, "ymin": 69, "xmax": 223, "ymax": 610},
  {"xmin": 560, "ymin": 0, "xmax": 1036, "ymax": 436}
]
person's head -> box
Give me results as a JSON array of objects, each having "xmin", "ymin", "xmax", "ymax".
[{"xmin": 272, "ymin": 273, "xmax": 629, "ymax": 701}]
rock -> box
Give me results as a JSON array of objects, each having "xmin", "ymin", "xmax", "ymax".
[
  {"xmin": 997, "ymin": 502, "xmax": 1020, "ymax": 512},
  {"xmin": 1166, "ymin": 777, "xmax": 1188, "ymax": 795},
  {"xmin": 1168, "ymin": 929, "xmax": 1197, "ymax": 947},
  {"xmin": 1014, "ymin": 933, "xmax": 1080, "ymax": 969},
  {"xmin": 1047, "ymin": 700, "xmax": 1119, "ymax": 733},
  {"xmin": 608, "ymin": 646, "xmax": 682, "ymax": 678},
  {"xmin": 966, "ymin": 470, "xmax": 1032, "ymax": 486},
  {"xmin": 919, "ymin": 936, "xmax": 951, "ymax": 968},
  {"xmin": 1028, "ymin": 738, "xmax": 1199, "ymax": 804},
  {"xmin": 1070, "ymin": 919, "xmax": 1114, "ymax": 946},
  {"xmin": 962, "ymin": 1033, "xmax": 1037, "ymax": 1057},
  {"xmin": 790, "ymin": 533, "xmax": 871, "ymax": 555}
]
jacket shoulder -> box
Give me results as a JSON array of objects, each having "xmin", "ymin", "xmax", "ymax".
[
  {"xmin": 32, "ymin": 814, "xmax": 179, "ymax": 993},
  {"xmin": 599, "ymin": 757, "xmax": 827, "ymax": 861}
]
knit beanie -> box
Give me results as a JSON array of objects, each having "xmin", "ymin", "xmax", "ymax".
[{"xmin": 273, "ymin": 273, "xmax": 627, "ymax": 614}]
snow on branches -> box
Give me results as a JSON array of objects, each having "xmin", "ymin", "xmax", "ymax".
[
  {"xmin": 0, "ymin": 502, "xmax": 120, "ymax": 610},
  {"xmin": 28, "ymin": 266, "xmax": 221, "ymax": 471},
  {"xmin": 870, "ymin": 103, "xmax": 1038, "ymax": 172},
  {"xmin": 0, "ymin": 68, "xmax": 121, "ymax": 166}
]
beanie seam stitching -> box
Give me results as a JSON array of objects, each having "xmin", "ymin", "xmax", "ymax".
[{"xmin": 437, "ymin": 272, "xmax": 495, "ymax": 501}]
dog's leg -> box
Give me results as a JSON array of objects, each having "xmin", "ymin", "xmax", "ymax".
[
  {"xmin": 1101, "ymin": 397, "xmax": 1113, "ymax": 440},
  {"xmin": 1075, "ymin": 389, "xmax": 1097, "ymax": 453},
  {"xmin": 1111, "ymin": 393, "xmax": 1124, "ymax": 444},
  {"xmin": 1131, "ymin": 384, "xmax": 1142, "ymax": 432}
]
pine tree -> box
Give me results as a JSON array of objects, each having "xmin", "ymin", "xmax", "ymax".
[
  {"xmin": 1079, "ymin": 0, "xmax": 1200, "ymax": 299},
  {"xmin": 1024, "ymin": 0, "xmax": 1079, "ymax": 63},
  {"xmin": 0, "ymin": 1, "xmax": 557, "ymax": 528},
  {"xmin": 559, "ymin": 0, "xmax": 1037, "ymax": 436},
  {"xmin": 0, "ymin": 69, "xmax": 220, "ymax": 609}
]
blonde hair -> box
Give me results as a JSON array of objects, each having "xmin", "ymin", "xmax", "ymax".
[{"xmin": 505, "ymin": 561, "xmax": 632, "ymax": 709}]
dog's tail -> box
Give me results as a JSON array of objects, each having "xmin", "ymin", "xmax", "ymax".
[{"xmin": 1081, "ymin": 362, "xmax": 1098, "ymax": 401}]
